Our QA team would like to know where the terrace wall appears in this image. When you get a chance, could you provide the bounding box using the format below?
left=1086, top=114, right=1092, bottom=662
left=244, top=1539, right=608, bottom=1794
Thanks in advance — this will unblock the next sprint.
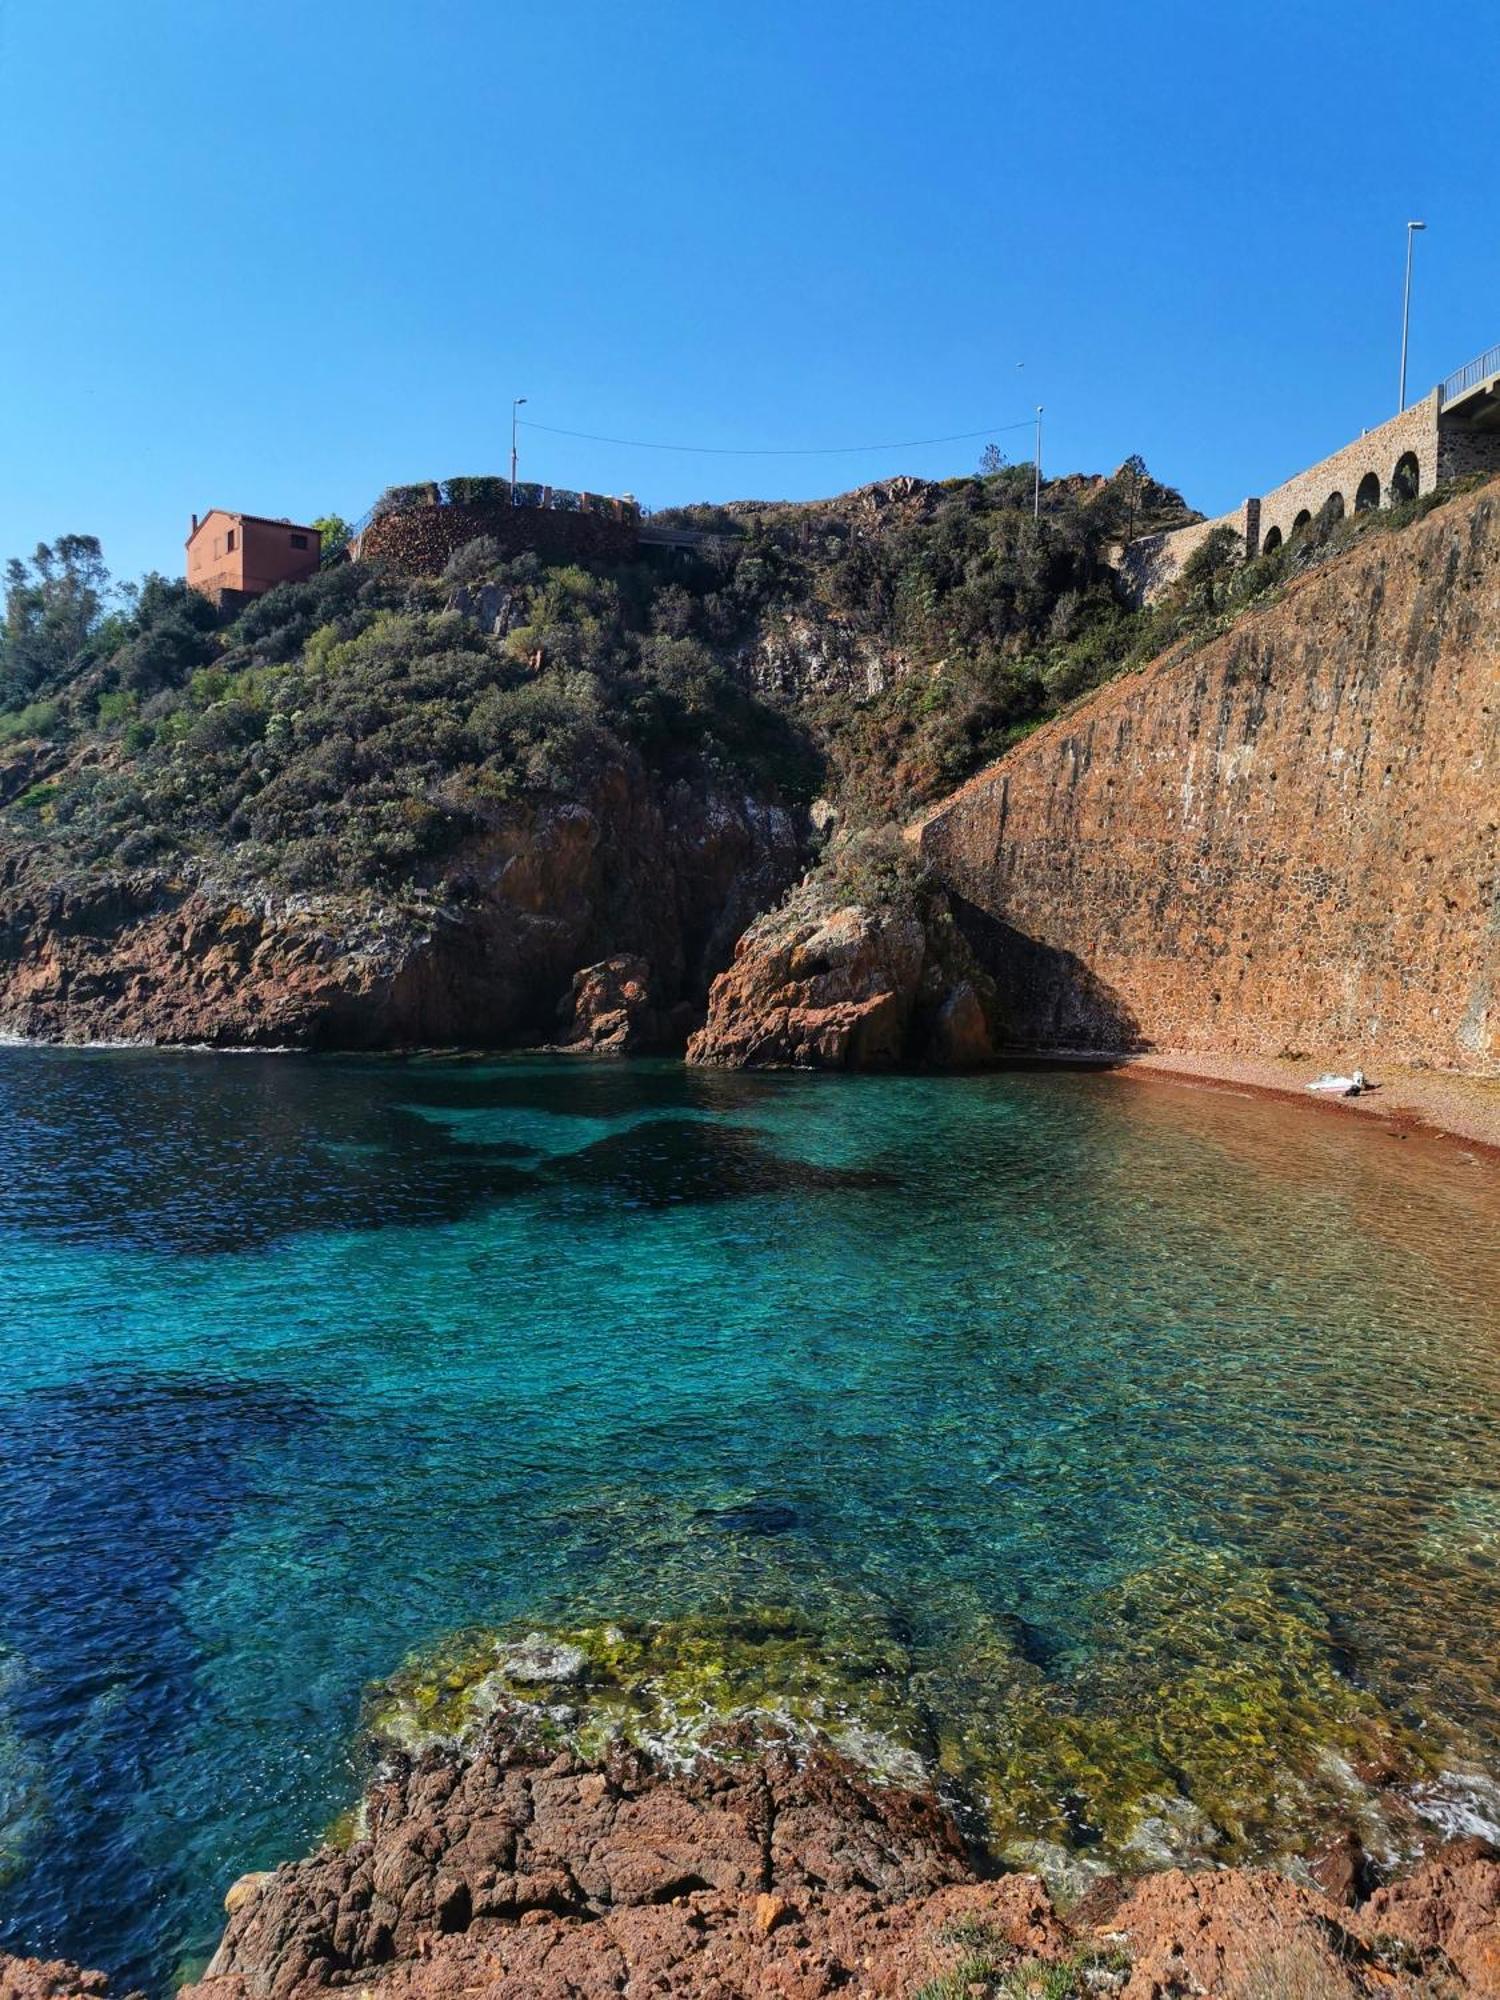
left=357, top=502, right=640, bottom=575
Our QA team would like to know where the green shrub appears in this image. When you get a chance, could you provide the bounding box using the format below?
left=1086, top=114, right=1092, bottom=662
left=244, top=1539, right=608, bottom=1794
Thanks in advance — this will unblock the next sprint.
left=442, top=537, right=506, bottom=584
left=187, top=665, right=231, bottom=707
left=0, top=699, right=62, bottom=743
left=13, top=780, right=62, bottom=816
left=96, top=689, right=137, bottom=728
left=441, top=476, right=510, bottom=509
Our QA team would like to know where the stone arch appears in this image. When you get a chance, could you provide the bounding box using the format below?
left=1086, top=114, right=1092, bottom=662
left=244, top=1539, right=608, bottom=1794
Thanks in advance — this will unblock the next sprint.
left=1391, top=451, right=1420, bottom=504
left=1321, top=491, right=1345, bottom=525
left=1355, top=472, right=1381, bottom=513
left=1261, top=525, right=1283, bottom=554
left=1291, top=509, right=1313, bottom=538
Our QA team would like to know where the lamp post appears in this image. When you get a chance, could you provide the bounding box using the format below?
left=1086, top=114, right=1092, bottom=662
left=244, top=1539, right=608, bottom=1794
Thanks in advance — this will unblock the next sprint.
left=1399, top=222, right=1426, bottom=412
left=510, top=397, right=528, bottom=501
left=1033, top=406, right=1044, bottom=518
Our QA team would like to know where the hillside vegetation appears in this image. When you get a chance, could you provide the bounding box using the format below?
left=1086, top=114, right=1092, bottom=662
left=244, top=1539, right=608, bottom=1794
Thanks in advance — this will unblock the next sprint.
left=0, top=463, right=1182, bottom=892
left=0, top=456, right=1456, bottom=906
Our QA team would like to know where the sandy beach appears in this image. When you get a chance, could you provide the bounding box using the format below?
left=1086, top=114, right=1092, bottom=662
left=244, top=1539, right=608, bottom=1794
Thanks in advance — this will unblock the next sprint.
left=1113, top=1050, right=1500, bottom=1160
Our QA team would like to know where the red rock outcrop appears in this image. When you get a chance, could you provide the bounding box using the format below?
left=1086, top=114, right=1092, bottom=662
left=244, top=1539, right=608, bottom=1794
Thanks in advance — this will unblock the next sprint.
left=554, top=954, right=684, bottom=1054
left=167, top=1724, right=1500, bottom=2000
left=688, top=877, right=995, bottom=1071
left=6, top=1723, right=1498, bottom=1999
left=917, top=483, right=1500, bottom=1072
left=0, top=765, right=800, bottom=1048
left=1365, top=1838, right=1500, bottom=1993
left=689, top=899, right=926, bottom=1069
left=0, top=1958, right=129, bottom=2000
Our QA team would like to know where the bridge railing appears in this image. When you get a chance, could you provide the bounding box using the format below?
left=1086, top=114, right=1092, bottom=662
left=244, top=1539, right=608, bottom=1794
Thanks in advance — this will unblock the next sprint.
left=1439, top=342, right=1500, bottom=408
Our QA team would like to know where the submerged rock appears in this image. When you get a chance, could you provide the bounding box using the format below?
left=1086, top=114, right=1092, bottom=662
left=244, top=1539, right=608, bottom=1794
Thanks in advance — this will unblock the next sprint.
left=700, top=1498, right=800, bottom=1537
left=494, top=1634, right=589, bottom=1686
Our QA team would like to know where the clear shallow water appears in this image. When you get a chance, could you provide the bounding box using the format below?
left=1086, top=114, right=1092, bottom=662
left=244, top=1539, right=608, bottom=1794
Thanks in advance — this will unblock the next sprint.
left=0, top=1049, right=1498, bottom=1989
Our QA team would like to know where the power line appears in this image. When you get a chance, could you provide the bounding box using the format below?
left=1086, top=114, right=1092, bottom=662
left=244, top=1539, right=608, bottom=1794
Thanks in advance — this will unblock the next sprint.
left=516, top=416, right=1039, bottom=457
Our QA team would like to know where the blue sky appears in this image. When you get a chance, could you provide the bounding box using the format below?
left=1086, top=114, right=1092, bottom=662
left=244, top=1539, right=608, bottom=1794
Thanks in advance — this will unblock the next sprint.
left=2, top=0, right=1496, bottom=585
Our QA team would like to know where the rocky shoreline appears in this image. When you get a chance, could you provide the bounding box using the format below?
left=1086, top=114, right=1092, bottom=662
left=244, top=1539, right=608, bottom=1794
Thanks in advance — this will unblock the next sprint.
left=4, top=1711, right=1497, bottom=2000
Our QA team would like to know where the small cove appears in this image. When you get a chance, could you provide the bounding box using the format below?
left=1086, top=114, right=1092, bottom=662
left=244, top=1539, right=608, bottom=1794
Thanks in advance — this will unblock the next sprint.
left=0, top=1047, right=1497, bottom=1991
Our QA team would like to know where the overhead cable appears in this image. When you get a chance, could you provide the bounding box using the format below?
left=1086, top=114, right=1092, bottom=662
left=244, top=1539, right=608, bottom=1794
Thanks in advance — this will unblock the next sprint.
left=517, top=416, right=1038, bottom=457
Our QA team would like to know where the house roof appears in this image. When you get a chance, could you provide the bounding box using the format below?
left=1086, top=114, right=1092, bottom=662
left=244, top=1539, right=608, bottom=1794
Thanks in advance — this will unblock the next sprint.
left=187, top=509, right=321, bottom=544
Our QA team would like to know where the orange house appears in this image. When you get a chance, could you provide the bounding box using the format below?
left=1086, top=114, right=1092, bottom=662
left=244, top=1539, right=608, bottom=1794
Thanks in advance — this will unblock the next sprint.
left=186, top=509, right=321, bottom=603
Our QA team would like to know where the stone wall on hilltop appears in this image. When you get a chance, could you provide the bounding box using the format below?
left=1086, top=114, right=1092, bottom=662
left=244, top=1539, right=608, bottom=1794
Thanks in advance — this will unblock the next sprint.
left=917, top=483, right=1500, bottom=1072
left=357, top=500, right=639, bottom=575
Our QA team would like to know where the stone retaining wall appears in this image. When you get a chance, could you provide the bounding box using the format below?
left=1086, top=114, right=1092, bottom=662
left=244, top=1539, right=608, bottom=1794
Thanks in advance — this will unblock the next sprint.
left=1438, top=420, right=1500, bottom=485
left=1254, top=394, right=1438, bottom=553
left=919, top=481, right=1500, bottom=1072
left=356, top=502, right=639, bottom=575
left=1116, top=505, right=1254, bottom=604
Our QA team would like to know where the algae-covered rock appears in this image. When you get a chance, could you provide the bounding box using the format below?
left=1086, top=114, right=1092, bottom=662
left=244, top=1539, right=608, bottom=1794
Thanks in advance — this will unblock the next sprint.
left=367, top=1606, right=930, bottom=1785
left=364, top=1546, right=1445, bottom=1898
left=915, top=1543, right=1426, bottom=1877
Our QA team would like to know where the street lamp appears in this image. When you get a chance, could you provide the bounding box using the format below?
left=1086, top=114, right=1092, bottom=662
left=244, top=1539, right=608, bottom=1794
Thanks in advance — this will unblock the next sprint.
left=1399, top=223, right=1426, bottom=413
left=510, top=397, right=528, bottom=501
left=1033, top=406, right=1044, bottom=518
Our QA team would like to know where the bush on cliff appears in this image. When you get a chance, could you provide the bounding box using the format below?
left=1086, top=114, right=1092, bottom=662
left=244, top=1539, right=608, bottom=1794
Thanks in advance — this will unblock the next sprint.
left=0, top=538, right=820, bottom=894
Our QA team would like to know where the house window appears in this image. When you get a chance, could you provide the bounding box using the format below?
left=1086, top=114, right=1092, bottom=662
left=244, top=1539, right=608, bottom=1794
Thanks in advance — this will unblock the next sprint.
left=226, top=527, right=238, bottom=553
left=290, top=532, right=308, bottom=549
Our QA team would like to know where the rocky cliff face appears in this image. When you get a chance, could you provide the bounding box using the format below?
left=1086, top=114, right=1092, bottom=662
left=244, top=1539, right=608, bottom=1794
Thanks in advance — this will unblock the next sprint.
left=917, top=483, right=1500, bottom=1071
left=740, top=611, right=912, bottom=705
left=0, top=763, right=801, bottom=1048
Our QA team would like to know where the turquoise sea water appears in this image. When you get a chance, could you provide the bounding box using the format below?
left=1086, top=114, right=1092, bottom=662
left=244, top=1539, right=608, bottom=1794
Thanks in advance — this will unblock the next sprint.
left=1, top=1048, right=1498, bottom=1990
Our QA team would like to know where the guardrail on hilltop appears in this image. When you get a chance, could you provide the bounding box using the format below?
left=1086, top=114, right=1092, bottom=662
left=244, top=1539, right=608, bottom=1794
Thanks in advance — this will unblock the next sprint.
left=1439, top=343, right=1500, bottom=408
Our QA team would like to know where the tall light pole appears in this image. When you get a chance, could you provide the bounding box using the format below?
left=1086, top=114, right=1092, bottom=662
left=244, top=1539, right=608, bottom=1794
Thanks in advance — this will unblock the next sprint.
left=1399, top=222, right=1426, bottom=412
left=1033, top=406, right=1044, bottom=518
left=510, top=397, right=528, bottom=501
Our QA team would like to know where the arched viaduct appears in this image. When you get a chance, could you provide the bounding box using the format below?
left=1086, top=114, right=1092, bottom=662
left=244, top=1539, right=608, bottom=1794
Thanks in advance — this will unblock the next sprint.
left=1121, top=346, right=1500, bottom=602
left=1250, top=392, right=1436, bottom=557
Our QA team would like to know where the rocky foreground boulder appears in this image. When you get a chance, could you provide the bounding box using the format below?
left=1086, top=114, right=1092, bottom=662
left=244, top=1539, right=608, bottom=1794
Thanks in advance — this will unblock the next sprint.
left=11, top=1718, right=1497, bottom=2000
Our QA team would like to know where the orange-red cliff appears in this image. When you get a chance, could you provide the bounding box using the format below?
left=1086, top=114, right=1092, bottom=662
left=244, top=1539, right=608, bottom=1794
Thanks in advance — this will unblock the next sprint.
left=916, top=483, right=1500, bottom=1072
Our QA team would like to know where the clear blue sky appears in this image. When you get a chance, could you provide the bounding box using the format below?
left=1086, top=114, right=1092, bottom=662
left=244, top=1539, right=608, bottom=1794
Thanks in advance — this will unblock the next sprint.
left=2, top=0, right=1496, bottom=585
